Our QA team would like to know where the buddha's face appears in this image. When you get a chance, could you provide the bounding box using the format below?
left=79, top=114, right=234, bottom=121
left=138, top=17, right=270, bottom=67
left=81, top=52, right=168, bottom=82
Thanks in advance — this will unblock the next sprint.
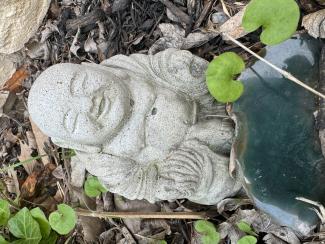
left=28, top=63, right=131, bottom=146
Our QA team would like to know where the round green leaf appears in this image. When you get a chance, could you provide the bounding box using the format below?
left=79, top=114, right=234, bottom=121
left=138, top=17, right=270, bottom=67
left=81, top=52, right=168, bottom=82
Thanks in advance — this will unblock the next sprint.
left=194, top=220, right=220, bottom=244
left=49, top=204, right=76, bottom=235
left=206, top=52, right=245, bottom=103
left=242, top=0, right=300, bottom=45
left=236, top=221, right=257, bottom=236
left=30, top=207, right=51, bottom=239
left=8, top=207, right=42, bottom=244
left=238, top=235, right=257, bottom=244
left=0, top=200, right=10, bottom=226
left=84, top=175, right=108, bottom=197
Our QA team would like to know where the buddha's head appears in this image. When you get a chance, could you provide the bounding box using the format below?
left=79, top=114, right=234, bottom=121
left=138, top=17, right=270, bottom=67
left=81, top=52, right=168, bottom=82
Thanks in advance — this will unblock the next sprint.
left=28, top=63, right=131, bottom=152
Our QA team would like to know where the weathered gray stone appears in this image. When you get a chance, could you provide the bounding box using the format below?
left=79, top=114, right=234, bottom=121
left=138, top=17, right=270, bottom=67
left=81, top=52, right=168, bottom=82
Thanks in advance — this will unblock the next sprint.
left=28, top=49, right=241, bottom=204
left=0, top=54, right=16, bottom=113
left=0, top=0, right=50, bottom=54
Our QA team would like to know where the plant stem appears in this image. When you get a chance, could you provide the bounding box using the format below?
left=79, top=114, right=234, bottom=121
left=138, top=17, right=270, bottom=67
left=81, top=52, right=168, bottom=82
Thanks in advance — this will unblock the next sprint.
left=76, top=208, right=207, bottom=219
left=223, top=33, right=325, bottom=100
left=0, top=154, right=47, bottom=173
left=0, top=150, right=76, bottom=173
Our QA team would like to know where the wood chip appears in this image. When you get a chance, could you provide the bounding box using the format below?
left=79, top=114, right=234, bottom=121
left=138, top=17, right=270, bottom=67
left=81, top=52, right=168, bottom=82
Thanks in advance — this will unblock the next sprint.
left=302, top=9, right=325, bottom=39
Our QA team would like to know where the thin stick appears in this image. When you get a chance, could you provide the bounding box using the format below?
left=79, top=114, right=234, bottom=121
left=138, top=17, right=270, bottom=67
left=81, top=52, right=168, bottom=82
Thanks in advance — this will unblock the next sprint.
left=223, top=33, right=325, bottom=100
left=76, top=208, right=207, bottom=220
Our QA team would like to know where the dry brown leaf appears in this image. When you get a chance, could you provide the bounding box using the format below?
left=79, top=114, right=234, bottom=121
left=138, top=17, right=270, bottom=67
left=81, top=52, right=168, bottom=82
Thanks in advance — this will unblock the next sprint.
left=30, top=118, right=51, bottom=165
left=302, top=9, right=325, bottom=38
left=18, top=131, right=38, bottom=175
left=78, top=216, right=104, bottom=243
left=219, top=209, right=300, bottom=244
left=20, top=171, right=38, bottom=199
left=2, top=129, right=18, bottom=144
left=149, top=23, right=217, bottom=54
left=219, top=8, right=248, bottom=40
left=1, top=67, right=29, bottom=93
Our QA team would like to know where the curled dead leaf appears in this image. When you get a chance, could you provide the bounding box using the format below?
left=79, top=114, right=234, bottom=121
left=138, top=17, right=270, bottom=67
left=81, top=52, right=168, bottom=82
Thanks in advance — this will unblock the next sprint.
left=1, top=67, right=29, bottom=93
left=21, top=171, right=38, bottom=199
left=302, top=9, right=325, bottom=38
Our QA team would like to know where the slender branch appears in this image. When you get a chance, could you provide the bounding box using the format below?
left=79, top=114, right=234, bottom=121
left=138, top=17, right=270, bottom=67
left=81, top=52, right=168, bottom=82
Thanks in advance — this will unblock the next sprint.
left=76, top=208, right=207, bottom=220
left=223, top=33, right=325, bottom=100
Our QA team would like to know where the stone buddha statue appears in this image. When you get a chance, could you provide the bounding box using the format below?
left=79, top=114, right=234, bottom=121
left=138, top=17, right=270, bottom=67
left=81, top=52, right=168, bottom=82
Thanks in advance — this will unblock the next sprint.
left=28, top=48, right=241, bottom=204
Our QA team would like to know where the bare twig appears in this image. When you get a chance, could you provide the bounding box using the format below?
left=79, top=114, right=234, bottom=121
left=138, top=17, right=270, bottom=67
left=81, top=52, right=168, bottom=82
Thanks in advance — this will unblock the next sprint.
left=223, top=33, right=325, bottom=100
left=296, top=197, right=325, bottom=223
left=76, top=208, right=207, bottom=219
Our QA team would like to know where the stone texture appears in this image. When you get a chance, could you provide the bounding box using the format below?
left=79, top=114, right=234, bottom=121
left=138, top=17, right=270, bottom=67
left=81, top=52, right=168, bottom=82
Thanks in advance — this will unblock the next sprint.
left=0, top=55, right=16, bottom=112
left=28, top=48, right=242, bottom=205
left=231, top=34, right=324, bottom=235
left=0, top=0, right=51, bottom=54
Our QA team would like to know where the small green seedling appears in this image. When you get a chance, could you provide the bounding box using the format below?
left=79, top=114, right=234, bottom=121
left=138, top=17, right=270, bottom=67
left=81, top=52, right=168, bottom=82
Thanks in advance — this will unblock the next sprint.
left=238, top=235, right=257, bottom=244
left=30, top=207, right=51, bottom=239
left=49, top=204, right=77, bottom=235
left=0, top=200, right=10, bottom=226
left=0, top=201, right=64, bottom=243
left=8, top=207, right=42, bottom=244
left=84, top=175, right=108, bottom=197
left=194, top=220, right=220, bottom=244
left=236, top=221, right=257, bottom=236
left=206, top=52, right=245, bottom=103
left=242, top=0, right=300, bottom=45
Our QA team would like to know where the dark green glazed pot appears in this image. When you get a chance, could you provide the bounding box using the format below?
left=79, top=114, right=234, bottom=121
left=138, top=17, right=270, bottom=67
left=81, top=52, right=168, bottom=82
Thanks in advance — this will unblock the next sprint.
left=231, top=34, right=324, bottom=235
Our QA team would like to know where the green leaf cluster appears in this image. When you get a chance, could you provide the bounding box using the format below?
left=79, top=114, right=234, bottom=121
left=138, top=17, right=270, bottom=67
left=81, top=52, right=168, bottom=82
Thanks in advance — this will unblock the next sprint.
left=194, top=220, right=220, bottom=244
left=206, top=0, right=300, bottom=103
left=84, top=175, right=108, bottom=197
left=0, top=200, right=76, bottom=243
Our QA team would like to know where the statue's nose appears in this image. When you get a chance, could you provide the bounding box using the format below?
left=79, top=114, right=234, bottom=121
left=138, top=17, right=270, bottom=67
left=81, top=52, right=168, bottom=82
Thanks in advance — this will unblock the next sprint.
left=73, top=97, right=93, bottom=112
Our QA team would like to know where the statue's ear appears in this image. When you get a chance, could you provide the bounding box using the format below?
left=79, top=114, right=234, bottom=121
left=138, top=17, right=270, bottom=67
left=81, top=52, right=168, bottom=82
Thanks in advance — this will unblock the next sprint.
left=51, top=137, right=102, bottom=153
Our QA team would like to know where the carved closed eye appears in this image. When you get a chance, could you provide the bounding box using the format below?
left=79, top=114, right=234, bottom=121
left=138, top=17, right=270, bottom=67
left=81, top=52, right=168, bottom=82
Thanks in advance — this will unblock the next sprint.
left=63, top=109, right=79, bottom=133
left=70, top=72, right=89, bottom=96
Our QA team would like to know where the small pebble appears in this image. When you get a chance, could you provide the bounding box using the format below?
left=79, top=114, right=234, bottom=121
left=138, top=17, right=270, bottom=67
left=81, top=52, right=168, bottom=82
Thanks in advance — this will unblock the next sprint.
left=211, top=12, right=229, bottom=25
